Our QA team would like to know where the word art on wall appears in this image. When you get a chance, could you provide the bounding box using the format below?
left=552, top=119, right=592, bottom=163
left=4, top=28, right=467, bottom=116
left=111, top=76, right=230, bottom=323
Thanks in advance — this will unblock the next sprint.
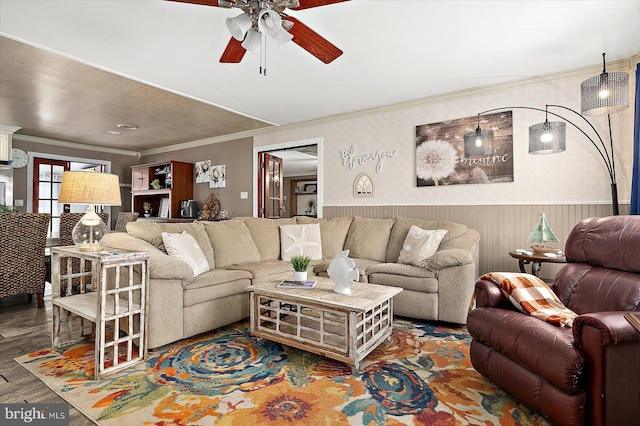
left=415, top=111, right=513, bottom=187
left=342, top=145, right=397, bottom=173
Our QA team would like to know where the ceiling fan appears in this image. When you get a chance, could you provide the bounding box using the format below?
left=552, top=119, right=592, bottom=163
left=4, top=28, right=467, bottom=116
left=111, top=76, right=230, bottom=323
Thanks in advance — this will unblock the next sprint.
left=168, top=0, right=348, bottom=64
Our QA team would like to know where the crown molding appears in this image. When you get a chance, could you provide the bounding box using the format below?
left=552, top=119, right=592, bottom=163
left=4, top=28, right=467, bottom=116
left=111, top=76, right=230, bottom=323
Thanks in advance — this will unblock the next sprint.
left=12, top=134, right=139, bottom=157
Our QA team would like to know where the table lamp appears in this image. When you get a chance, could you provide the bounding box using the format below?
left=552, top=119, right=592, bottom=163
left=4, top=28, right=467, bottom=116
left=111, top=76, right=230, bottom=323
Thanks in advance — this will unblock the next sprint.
left=58, top=171, right=122, bottom=251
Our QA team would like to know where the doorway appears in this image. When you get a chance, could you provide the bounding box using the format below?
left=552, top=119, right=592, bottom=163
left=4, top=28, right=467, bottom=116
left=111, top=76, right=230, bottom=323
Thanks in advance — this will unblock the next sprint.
left=254, top=137, right=322, bottom=218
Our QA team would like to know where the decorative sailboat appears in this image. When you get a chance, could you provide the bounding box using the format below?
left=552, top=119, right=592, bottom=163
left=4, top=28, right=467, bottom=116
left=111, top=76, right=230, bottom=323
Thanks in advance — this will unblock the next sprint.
left=528, top=213, right=560, bottom=254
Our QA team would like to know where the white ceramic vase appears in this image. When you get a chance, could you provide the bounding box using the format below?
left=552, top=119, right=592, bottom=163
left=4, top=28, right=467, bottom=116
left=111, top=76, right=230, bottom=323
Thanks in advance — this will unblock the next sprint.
left=293, top=271, right=307, bottom=282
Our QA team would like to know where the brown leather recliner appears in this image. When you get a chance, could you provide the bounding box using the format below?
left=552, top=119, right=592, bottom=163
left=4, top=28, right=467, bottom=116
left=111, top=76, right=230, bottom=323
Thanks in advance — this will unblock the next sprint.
left=467, top=215, right=640, bottom=426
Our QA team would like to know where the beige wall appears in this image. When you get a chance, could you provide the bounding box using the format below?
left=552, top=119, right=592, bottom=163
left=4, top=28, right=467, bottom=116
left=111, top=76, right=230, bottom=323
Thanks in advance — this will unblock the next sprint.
left=140, top=137, right=254, bottom=218
left=254, top=65, right=636, bottom=208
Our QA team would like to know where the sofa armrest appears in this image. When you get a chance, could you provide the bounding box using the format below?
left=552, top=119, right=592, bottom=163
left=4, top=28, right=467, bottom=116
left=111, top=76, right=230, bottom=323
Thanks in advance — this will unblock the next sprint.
left=573, top=312, right=640, bottom=347
left=474, top=279, right=514, bottom=310
left=425, top=249, right=473, bottom=271
left=572, top=311, right=640, bottom=425
left=102, top=232, right=194, bottom=280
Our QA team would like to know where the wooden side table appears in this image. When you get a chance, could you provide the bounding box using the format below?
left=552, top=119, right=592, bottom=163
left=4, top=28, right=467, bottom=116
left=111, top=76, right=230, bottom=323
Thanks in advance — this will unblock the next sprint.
left=51, top=246, right=149, bottom=379
left=508, top=251, right=566, bottom=277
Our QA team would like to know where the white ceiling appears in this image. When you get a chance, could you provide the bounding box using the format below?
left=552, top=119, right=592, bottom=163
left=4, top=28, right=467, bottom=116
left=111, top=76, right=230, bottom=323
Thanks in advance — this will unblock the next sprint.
left=1, top=0, right=639, bottom=151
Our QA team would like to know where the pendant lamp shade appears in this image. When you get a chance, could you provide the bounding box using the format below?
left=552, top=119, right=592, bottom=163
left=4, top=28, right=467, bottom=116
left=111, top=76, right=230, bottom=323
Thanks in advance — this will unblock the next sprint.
left=528, top=121, right=566, bottom=155
left=463, top=129, right=494, bottom=157
left=258, top=10, right=282, bottom=36
left=581, top=53, right=629, bottom=116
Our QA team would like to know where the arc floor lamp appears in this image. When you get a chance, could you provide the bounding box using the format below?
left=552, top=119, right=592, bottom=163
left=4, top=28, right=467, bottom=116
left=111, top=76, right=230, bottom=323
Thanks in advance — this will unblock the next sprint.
left=464, top=53, right=629, bottom=215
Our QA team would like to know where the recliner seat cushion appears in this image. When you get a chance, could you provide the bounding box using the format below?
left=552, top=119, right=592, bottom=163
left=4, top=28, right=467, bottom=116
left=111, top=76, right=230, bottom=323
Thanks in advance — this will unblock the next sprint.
left=467, top=307, right=585, bottom=394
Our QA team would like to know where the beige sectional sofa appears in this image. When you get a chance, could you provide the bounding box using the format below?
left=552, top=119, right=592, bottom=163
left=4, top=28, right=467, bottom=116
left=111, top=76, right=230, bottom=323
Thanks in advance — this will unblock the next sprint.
left=102, top=216, right=480, bottom=349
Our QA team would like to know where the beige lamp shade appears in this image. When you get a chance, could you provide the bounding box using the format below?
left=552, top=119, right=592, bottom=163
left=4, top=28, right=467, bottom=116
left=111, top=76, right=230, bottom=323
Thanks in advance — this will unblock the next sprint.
left=58, top=171, right=122, bottom=206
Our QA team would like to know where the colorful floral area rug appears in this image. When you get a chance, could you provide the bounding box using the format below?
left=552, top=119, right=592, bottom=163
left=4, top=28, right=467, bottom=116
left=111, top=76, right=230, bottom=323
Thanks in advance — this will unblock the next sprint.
left=16, top=319, right=548, bottom=425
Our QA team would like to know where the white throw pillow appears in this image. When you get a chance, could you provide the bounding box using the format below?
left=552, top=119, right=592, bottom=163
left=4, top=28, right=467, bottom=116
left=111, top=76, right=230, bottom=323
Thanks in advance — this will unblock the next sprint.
left=162, top=231, right=210, bottom=276
left=397, top=226, right=448, bottom=267
left=280, top=224, right=323, bottom=261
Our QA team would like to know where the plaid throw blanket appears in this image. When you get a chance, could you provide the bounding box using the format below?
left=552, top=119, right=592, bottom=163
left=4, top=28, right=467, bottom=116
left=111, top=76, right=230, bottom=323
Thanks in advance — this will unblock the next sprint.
left=481, top=272, right=578, bottom=327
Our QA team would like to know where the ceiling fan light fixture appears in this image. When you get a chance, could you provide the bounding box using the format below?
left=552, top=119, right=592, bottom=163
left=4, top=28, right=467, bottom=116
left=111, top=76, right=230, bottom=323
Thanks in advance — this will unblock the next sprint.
left=270, top=26, right=293, bottom=48
left=241, top=28, right=261, bottom=52
left=258, top=9, right=282, bottom=37
left=226, top=13, right=252, bottom=41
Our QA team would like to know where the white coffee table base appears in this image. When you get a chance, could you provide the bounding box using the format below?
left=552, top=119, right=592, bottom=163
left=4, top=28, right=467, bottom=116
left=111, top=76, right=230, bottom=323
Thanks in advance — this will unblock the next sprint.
left=249, top=279, right=402, bottom=370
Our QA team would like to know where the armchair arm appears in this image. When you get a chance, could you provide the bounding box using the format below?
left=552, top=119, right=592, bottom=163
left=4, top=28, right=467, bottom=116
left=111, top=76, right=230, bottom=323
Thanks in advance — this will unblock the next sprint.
left=572, top=311, right=640, bottom=425
left=573, top=311, right=640, bottom=347
left=473, top=278, right=514, bottom=310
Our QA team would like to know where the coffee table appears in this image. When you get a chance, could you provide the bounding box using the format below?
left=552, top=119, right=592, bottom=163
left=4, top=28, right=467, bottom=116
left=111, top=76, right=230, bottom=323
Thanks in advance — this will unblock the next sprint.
left=248, top=278, right=402, bottom=370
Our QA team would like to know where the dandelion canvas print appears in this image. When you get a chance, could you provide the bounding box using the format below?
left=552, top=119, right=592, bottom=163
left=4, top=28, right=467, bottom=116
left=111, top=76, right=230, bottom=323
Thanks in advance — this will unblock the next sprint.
left=416, top=111, right=513, bottom=186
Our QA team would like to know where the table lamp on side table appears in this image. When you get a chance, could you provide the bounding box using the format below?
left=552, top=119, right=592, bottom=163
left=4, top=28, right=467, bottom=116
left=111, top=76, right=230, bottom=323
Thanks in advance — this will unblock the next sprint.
left=58, top=171, right=122, bottom=252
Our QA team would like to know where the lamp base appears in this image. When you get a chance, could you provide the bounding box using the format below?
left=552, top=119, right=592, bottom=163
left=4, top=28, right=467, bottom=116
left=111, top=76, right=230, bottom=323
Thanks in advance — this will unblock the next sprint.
left=72, top=206, right=107, bottom=251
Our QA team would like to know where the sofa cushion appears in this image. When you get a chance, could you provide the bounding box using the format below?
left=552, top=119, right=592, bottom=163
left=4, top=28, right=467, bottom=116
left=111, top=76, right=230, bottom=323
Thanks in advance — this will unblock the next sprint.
left=162, top=231, right=210, bottom=277
left=297, top=216, right=353, bottom=259
left=241, top=217, right=296, bottom=260
left=343, top=217, right=394, bottom=262
left=201, top=220, right=260, bottom=268
left=397, top=226, right=448, bottom=267
left=367, top=263, right=438, bottom=292
left=386, top=217, right=468, bottom=263
left=225, top=259, right=293, bottom=284
left=425, top=249, right=474, bottom=271
left=314, top=257, right=381, bottom=282
left=280, top=224, right=322, bottom=261
left=126, top=221, right=215, bottom=269
left=183, top=269, right=252, bottom=307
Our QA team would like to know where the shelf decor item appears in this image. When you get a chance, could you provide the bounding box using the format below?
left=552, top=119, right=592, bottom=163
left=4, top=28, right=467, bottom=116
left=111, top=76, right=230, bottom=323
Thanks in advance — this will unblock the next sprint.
left=327, top=250, right=359, bottom=295
left=58, top=171, right=121, bottom=252
left=528, top=213, right=560, bottom=254
left=289, top=254, right=311, bottom=282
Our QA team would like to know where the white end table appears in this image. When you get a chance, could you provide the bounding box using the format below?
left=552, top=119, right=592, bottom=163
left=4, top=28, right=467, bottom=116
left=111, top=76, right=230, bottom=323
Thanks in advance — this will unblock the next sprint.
left=51, top=246, right=149, bottom=379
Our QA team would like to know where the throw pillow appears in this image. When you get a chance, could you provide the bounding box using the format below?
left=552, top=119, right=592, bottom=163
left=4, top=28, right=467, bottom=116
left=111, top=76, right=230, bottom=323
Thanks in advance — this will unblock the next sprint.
left=397, top=226, right=448, bottom=267
left=161, top=231, right=210, bottom=277
left=481, top=272, right=578, bottom=327
left=280, top=224, right=323, bottom=261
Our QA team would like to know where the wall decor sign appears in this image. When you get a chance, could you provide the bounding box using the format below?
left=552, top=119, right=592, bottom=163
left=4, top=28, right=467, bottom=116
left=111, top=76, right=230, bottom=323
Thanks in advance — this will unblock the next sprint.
left=195, top=160, right=211, bottom=183
left=415, top=111, right=513, bottom=186
left=209, top=164, right=226, bottom=188
left=353, top=172, right=373, bottom=197
left=342, top=145, right=397, bottom=173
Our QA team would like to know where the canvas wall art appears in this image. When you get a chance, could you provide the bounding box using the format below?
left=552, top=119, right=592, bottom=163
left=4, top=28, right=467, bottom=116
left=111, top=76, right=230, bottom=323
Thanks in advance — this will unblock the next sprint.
left=195, top=160, right=211, bottom=183
left=415, top=111, right=513, bottom=187
left=209, top=165, right=226, bottom=188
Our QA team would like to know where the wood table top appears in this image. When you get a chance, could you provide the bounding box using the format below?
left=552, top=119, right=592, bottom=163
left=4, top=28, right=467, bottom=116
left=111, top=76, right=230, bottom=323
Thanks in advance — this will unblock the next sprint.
left=249, top=277, right=402, bottom=312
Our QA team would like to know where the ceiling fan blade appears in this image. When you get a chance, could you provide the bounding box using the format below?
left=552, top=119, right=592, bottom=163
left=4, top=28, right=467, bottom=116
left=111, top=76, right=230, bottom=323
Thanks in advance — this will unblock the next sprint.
left=165, top=0, right=224, bottom=6
left=294, top=0, right=349, bottom=10
left=220, top=37, right=246, bottom=63
left=285, top=16, right=343, bottom=64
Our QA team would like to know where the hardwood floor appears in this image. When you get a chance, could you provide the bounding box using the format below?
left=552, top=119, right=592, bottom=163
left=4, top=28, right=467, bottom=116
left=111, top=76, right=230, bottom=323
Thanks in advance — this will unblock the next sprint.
left=0, top=283, right=94, bottom=425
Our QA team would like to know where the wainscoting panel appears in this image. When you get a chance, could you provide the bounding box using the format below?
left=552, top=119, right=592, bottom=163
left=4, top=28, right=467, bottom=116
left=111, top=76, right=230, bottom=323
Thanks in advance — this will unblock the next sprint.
left=324, top=204, right=629, bottom=281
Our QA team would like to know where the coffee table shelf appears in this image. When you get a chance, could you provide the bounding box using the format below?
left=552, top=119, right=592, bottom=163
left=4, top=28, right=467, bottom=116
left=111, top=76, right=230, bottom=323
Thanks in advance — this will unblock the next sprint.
left=249, top=279, right=402, bottom=370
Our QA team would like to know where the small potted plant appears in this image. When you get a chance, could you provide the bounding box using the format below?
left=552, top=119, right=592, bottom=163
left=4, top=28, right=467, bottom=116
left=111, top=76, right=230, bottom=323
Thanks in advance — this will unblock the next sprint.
left=289, top=255, right=311, bottom=282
